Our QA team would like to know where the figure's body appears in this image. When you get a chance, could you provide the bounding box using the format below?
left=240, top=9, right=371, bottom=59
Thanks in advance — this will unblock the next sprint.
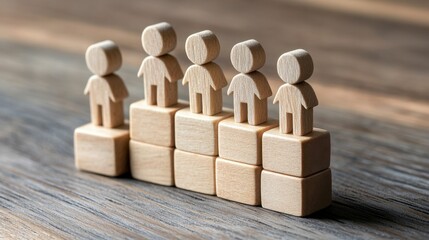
left=138, top=22, right=183, bottom=107
left=183, top=30, right=227, bottom=116
left=84, top=74, right=128, bottom=128
left=274, top=82, right=318, bottom=135
left=274, top=49, right=317, bottom=136
left=228, top=39, right=271, bottom=125
left=84, top=40, right=128, bottom=128
left=183, top=63, right=226, bottom=115
left=138, top=54, right=182, bottom=107
left=228, top=72, right=271, bottom=125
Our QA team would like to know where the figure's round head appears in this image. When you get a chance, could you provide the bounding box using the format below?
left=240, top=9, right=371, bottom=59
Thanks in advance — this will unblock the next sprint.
left=277, top=49, right=313, bottom=84
left=185, top=30, right=220, bottom=65
left=142, top=22, right=177, bottom=57
left=85, top=40, right=122, bottom=76
left=230, top=39, right=265, bottom=73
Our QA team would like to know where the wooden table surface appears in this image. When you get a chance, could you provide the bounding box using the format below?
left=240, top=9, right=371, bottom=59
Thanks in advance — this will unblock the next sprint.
left=1, top=0, right=428, bottom=239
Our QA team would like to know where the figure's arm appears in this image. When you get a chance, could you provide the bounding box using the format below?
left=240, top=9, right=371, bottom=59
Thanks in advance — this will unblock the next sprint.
left=182, top=66, right=195, bottom=86
left=137, top=59, right=146, bottom=78
left=182, top=69, right=189, bottom=85
left=207, top=63, right=227, bottom=91
left=299, top=82, right=319, bottom=109
left=227, top=75, right=239, bottom=95
left=163, top=55, right=183, bottom=82
left=84, top=76, right=95, bottom=95
left=273, top=84, right=287, bottom=104
left=251, top=72, right=272, bottom=99
left=106, top=74, right=129, bottom=102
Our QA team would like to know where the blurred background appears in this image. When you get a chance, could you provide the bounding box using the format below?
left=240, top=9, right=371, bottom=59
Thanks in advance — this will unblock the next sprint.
left=1, top=0, right=428, bottom=128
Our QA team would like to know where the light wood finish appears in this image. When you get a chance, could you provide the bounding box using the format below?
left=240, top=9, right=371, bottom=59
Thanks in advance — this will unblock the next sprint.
left=74, top=123, right=130, bottom=177
left=138, top=22, right=181, bottom=107
left=85, top=40, right=122, bottom=77
left=262, top=127, right=330, bottom=177
left=141, top=22, right=176, bottom=57
left=84, top=74, right=128, bottom=128
left=277, top=49, right=313, bottom=85
left=274, top=49, right=316, bottom=135
left=228, top=39, right=271, bottom=125
left=174, top=150, right=216, bottom=195
left=230, top=39, right=265, bottom=74
left=137, top=54, right=183, bottom=107
left=216, top=158, right=262, bottom=205
left=261, top=169, right=332, bottom=217
left=228, top=72, right=272, bottom=125
left=274, top=82, right=318, bottom=135
left=130, top=100, right=187, bottom=147
left=130, top=140, right=174, bottom=186
left=183, top=63, right=227, bottom=115
left=183, top=30, right=226, bottom=116
left=3, top=0, right=429, bottom=237
left=185, top=30, right=220, bottom=65
left=219, top=117, right=277, bottom=165
left=175, top=108, right=232, bottom=156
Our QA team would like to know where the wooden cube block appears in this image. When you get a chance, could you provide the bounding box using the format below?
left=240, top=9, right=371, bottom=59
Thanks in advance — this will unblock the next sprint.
left=219, top=118, right=278, bottom=165
left=130, top=100, right=187, bottom=147
left=174, top=149, right=216, bottom=195
left=263, top=127, right=330, bottom=177
left=216, top=158, right=262, bottom=205
left=261, top=169, right=332, bottom=217
left=74, top=123, right=129, bottom=176
left=130, top=140, right=174, bottom=186
left=175, top=108, right=232, bottom=155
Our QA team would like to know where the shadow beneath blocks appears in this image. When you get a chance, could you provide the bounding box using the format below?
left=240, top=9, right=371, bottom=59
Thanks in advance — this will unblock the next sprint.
left=308, top=197, right=423, bottom=228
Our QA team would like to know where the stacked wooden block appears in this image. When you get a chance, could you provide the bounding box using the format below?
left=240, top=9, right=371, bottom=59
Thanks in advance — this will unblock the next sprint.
left=130, top=23, right=186, bottom=186
left=74, top=23, right=332, bottom=217
left=175, top=30, right=232, bottom=195
left=216, top=40, right=277, bottom=205
left=261, top=50, right=331, bottom=216
left=74, top=40, right=130, bottom=177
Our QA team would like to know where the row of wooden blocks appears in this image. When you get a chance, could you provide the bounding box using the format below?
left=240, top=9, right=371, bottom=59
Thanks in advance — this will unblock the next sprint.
left=76, top=100, right=331, bottom=217
left=75, top=22, right=332, bottom=217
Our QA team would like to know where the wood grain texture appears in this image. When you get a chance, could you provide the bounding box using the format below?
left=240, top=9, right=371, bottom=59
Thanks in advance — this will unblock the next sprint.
left=261, top=169, right=332, bottom=217
left=277, top=49, right=313, bottom=85
left=74, top=123, right=130, bottom=177
left=138, top=23, right=183, bottom=107
left=84, top=41, right=128, bottom=128
left=230, top=39, right=265, bottom=74
left=183, top=30, right=227, bottom=115
left=274, top=82, right=318, bottom=135
left=183, top=63, right=227, bottom=115
left=228, top=72, right=272, bottom=125
left=174, top=149, right=216, bottom=195
left=262, top=127, right=330, bottom=177
left=141, top=22, right=177, bottom=57
left=185, top=30, right=220, bottom=65
left=84, top=74, right=128, bottom=128
left=85, top=40, right=122, bottom=77
left=228, top=39, right=271, bottom=125
left=218, top=117, right=278, bottom=165
left=175, top=108, right=232, bottom=156
left=216, top=157, right=262, bottom=206
left=130, top=100, right=187, bottom=147
left=137, top=54, right=183, bottom=107
left=130, top=140, right=174, bottom=186
left=1, top=0, right=428, bottom=238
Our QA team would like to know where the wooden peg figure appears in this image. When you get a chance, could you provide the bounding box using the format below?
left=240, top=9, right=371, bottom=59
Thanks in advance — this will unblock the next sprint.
left=274, top=49, right=318, bottom=136
left=137, top=22, right=183, bottom=107
left=84, top=40, right=128, bottom=128
left=228, top=39, right=272, bottom=125
left=183, top=30, right=228, bottom=116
